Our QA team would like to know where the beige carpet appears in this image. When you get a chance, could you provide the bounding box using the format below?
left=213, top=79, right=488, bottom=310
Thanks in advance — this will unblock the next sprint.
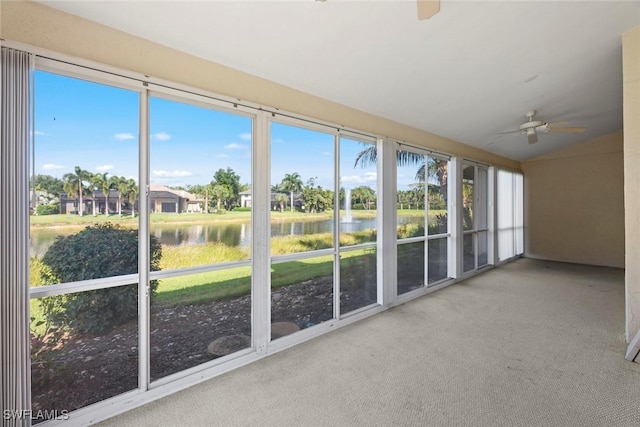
left=97, top=259, right=640, bottom=426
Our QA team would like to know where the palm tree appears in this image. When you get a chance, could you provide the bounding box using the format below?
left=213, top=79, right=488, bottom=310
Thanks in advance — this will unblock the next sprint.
left=93, top=172, right=112, bottom=215
left=126, top=178, right=138, bottom=218
left=87, top=172, right=101, bottom=216
left=280, top=172, right=303, bottom=212
left=209, top=183, right=231, bottom=212
left=274, top=193, right=288, bottom=212
left=355, top=145, right=447, bottom=202
left=62, top=166, right=89, bottom=217
left=111, top=176, right=128, bottom=217
left=355, top=145, right=424, bottom=179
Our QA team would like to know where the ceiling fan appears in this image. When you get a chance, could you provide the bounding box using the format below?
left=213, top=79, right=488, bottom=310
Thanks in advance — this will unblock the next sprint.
left=417, top=0, right=440, bottom=20
left=500, top=110, right=586, bottom=144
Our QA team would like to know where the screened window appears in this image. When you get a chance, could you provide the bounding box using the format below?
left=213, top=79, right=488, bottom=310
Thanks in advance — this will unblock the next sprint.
left=497, top=170, right=524, bottom=261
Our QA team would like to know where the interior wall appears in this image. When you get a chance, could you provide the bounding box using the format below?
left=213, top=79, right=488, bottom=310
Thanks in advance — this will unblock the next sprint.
left=623, top=26, right=640, bottom=342
left=521, top=131, right=625, bottom=269
left=0, top=0, right=519, bottom=170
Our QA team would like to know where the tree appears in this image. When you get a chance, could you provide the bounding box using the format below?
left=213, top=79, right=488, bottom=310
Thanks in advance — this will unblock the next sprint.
left=210, top=183, right=231, bottom=212
left=88, top=172, right=100, bottom=216
left=274, top=193, right=288, bottom=212
left=301, top=177, right=331, bottom=214
left=213, top=168, right=241, bottom=210
left=126, top=178, right=138, bottom=218
left=280, top=172, right=303, bottom=212
left=32, top=174, right=64, bottom=198
left=351, top=185, right=376, bottom=210
left=355, top=145, right=448, bottom=207
left=92, top=172, right=112, bottom=216
left=111, top=176, right=129, bottom=217
left=62, top=166, right=90, bottom=217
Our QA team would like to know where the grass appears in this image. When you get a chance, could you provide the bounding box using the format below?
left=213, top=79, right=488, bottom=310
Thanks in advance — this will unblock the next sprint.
left=154, top=249, right=370, bottom=307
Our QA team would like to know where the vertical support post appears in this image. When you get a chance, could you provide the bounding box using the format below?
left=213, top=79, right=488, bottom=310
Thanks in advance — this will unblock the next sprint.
left=252, top=111, right=270, bottom=354
left=377, top=138, right=397, bottom=306
left=487, top=167, right=497, bottom=266
left=448, top=157, right=462, bottom=279
left=333, top=134, right=341, bottom=320
left=138, top=88, right=150, bottom=390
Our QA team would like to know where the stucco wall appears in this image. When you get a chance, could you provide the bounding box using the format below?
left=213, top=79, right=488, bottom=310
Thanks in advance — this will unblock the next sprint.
left=521, top=131, right=625, bottom=269
left=623, top=26, right=640, bottom=342
left=0, top=0, right=519, bottom=170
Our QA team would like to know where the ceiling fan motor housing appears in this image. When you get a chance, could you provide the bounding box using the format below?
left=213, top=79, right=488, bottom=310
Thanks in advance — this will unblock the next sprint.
left=520, top=121, right=544, bottom=131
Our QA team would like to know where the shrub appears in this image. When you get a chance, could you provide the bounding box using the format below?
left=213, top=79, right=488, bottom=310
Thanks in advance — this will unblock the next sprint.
left=39, top=223, right=162, bottom=333
left=36, top=204, right=59, bottom=215
left=397, top=223, right=425, bottom=239
left=234, top=207, right=251, bottom=212
left=427, top=213, right=448, bottom=235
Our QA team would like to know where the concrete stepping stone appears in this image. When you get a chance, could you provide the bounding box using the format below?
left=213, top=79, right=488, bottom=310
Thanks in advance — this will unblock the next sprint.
left=271, top=322, right=300, bottom=339
left=207, top=334, right=250, bottom=357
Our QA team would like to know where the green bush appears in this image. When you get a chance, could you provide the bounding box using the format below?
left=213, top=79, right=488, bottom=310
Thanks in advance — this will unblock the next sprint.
left=234, top=207, right=251, bottom=212
left=36, top=204, right=59, bottom=215
left=39, top=223, right=162, bottom=333
left=397, top=223, right=425, bottom=239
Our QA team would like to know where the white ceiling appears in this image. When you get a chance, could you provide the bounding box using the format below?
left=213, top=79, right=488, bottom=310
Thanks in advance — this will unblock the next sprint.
left=40, top=0, right=640, bottom=161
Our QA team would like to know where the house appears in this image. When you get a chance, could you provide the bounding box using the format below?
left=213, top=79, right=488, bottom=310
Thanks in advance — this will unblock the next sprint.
left=239, top=190, right=252, bottom=208
left=149, top=184, right=203, bottom=213
left=240, top=190, right=303, bottom=210
left=1, top=1, right=639, bottom=426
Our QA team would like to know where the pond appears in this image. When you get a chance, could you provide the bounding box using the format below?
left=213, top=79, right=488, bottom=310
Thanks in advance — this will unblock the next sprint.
left=30, top=215, right=424, bottom=258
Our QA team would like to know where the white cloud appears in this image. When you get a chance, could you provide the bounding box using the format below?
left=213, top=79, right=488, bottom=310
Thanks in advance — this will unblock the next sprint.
left=239, top=133, right=252, bottom=141
left=114, top=132, right=135, bottom=140
left=153, top=132, right=171, bottom=141
left=341, top=172, right=377, bottom=185
left=153, top=169, right=193, bottom=178
left=34, top=131, right=48, bottom=136
left=322, top=151, right=332, bottom=156
left=42, top=163, right=64, bottom=171
left=225, top=142, right=246, bottom=150
left=95, top=164, right=114, bottom=172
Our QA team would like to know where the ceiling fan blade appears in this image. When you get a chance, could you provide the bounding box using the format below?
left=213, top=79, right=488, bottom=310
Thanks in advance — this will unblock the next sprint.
left=528, top=132, right=538, bottom=144
left=498, top=130, right=523, bottom=135
left=548, top=126, right=586, bottom=134
left=546, top=121, right=568, bottom=128
left=417, top=0, right=440, bottom=20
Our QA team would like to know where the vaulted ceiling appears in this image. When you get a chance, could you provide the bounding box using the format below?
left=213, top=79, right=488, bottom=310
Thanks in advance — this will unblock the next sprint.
left=40, top=1, right=640, bottom=161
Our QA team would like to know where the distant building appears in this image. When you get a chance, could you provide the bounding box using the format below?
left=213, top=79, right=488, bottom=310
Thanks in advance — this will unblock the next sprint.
left=59, top=186, right=203, bottom=215
left=149, top=184, right=203, bottom=213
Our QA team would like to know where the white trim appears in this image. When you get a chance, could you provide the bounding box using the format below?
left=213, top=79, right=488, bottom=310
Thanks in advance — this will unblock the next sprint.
left=149, top=260, right=252, bottom=280
left=29, top=274, right=139, bottom=298
left=148, top=87, right=256, bottom=118
left=253, top=110, right=270, bottom=355
left=333, top=134, right=341, bottom=320
left=139, top=88, right=151, bottom=392
left=378, top=138, right=397, bottom=306
left=271, top=248, right=336, bottom=264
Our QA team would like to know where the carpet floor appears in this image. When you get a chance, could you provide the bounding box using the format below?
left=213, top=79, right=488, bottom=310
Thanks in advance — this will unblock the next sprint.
left=97, top=258, right=640, bottom=426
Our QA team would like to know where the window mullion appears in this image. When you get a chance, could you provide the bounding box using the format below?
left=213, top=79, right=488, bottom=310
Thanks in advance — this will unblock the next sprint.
left=138, top=88, right=151, bottom=392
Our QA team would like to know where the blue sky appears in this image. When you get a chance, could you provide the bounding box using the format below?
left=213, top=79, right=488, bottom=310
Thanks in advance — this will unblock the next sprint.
left=34, top=70, right=414, bottom=191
